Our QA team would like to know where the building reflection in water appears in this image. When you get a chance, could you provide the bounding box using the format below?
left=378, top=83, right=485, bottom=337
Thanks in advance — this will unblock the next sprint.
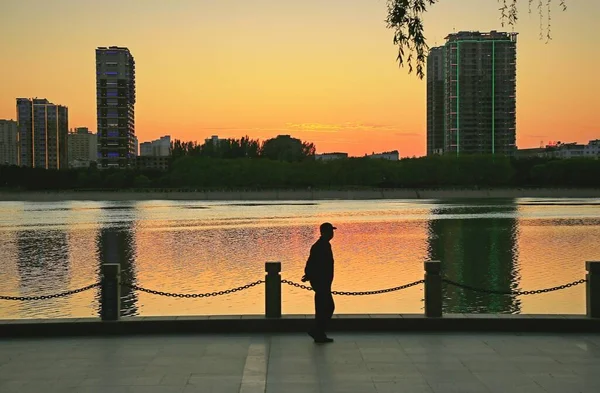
left=96, top=204, right=139, bottom=317
left=15, top=229, right=70, bottom=317
left=427, top=201, right=521, bottom=314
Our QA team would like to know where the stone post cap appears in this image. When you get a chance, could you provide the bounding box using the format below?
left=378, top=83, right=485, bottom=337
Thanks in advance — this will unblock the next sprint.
left=265, top=261, right=281, bottom=273
left=586, top=261, right=600, bottom=274
left=424, top=260, right=441, bottom=274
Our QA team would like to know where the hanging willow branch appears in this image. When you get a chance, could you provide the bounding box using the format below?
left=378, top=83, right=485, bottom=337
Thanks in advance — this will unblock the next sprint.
left=386, top=0, right=568, bottom=79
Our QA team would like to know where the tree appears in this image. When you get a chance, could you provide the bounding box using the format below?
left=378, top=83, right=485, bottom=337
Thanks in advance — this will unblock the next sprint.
left=104, top=171, right=128, bottom=189
left=387, top=0, right=568, bottom=79
left=260, top=135, right=316, bottom=162
left=171, top=139, right=201, bottom=158
left=134, top=175, right=151, bottom=188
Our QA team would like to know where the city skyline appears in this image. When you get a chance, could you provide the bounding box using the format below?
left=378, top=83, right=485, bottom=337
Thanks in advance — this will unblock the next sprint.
left=0, top=0, right=598, bottom=157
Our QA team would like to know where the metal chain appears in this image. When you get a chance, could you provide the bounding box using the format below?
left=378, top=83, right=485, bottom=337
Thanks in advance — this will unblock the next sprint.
left=0, top=282, right=101, bottom=301
left=442, top=278, right=587, bottom=296
left=121, top=279, right=265, bottom=298
left=0, top=276, right=587, bottom=302
left=281, top=279, right=425, bottom=295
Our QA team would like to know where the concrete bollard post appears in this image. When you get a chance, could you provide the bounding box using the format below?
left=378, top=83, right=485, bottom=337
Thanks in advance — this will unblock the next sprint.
left=265, top=262, right=282, bottom=318
left=586, top=261, right=600, bottom=318
left=101, top=263, right=121, bottom=321
left=424, top=260, right=442, bottom=318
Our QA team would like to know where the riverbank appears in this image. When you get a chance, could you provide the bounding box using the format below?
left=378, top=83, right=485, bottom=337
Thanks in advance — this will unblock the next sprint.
left=0, top=188, right=599, bottom=202
left=1, top=314, right=598, bottom=337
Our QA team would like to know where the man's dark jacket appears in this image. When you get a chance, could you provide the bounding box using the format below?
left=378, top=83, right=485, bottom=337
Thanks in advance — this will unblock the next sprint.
left=304, top=237, right=334, bottom=288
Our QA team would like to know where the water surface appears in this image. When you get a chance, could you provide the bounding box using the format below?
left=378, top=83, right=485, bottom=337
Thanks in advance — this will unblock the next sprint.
left=0, top=198, right=598, bottom=319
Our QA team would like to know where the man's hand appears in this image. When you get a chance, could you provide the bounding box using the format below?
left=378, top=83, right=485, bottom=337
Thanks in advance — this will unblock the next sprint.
left=301, top=275, right=309, bottom=282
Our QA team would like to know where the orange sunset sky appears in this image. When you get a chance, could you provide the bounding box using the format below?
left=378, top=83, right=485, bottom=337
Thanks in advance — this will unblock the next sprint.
left=0, top=0, right=598, bottom=157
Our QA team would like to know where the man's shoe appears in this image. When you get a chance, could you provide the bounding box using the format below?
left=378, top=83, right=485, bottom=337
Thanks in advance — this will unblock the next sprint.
left=308, top=330, right=333, bottom=343
left=314, top=336, right=334, bottom=344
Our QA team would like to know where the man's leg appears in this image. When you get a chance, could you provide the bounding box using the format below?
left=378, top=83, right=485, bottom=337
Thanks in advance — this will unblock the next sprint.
left=312, top=289, right=335, bottom=343
left=326, top=291, right=335, bottom=321
left=321, top=291, right=335, bottom=336
left=309, top=283, right=334, bottom=343
left=313, top=289, right=327, bottom=338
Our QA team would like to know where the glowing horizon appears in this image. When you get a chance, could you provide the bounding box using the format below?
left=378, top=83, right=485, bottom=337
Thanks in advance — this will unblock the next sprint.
left=0, top=0, right=598, bottom=157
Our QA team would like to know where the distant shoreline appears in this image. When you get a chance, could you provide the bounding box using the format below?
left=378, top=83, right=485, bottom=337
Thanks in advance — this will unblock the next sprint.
left=0, top=188, right=599, bottom=202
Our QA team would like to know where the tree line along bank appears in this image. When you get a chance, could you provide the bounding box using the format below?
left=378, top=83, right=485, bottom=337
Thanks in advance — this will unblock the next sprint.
left=0, top=154, right=598, bottom=191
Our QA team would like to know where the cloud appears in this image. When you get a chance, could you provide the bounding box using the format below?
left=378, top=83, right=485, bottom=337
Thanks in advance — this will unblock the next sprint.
left=188, top=122, right=403, bottom=138
left=197, top=126, right=268, bottom=132
left=285, top=122, right=396, bottom=133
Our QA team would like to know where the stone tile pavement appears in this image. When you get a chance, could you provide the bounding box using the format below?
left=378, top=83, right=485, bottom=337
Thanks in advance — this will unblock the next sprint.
left=1, top=332, right=600, bottom=392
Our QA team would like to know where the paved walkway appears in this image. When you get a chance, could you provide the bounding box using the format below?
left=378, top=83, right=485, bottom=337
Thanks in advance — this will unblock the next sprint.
left=1, top=332, right=600, bottom=393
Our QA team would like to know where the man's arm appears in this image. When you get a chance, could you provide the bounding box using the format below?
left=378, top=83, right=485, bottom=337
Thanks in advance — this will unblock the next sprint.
left=302, top=244, right=317, bottom=282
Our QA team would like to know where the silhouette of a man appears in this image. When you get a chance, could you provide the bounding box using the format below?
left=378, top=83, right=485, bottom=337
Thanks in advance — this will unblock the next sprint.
left=302, top=222, right=336, bottom=343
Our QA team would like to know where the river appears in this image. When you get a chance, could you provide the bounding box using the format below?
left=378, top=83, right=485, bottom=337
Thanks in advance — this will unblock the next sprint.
left=0, top=198, right=598, bottom=319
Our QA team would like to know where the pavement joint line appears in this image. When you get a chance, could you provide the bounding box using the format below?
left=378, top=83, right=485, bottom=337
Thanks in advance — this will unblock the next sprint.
left=239, top=340, right=269, bottom=393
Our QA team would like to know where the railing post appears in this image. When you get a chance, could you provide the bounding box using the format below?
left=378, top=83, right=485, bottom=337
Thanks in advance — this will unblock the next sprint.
left=586, top=261, right=600, bottom=318
left=265, top=261, right=282, bottom=318
left=101, top=263, right=121, bottom=321
left=424, top=260, right=442, bottom=318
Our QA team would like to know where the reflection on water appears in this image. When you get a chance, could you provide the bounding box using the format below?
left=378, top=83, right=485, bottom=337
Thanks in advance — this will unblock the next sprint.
left=0, top=198, right=598, bottom=319
left=16, top=229, right=71, bottom=318
left=428, top=202, right=520, bottom=314
left=96, top=203, right=138, bottom=317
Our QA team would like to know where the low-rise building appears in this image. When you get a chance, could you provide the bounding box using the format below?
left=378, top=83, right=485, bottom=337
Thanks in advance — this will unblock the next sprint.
left=516, top=147, right=547, bottom=158
left=315, top=152, right=348, bottom=161
left=517, top=140, right=599, bottom=159
left=554, top=142, right=585, bottom=159
left=584, top=140, right=600, bottom=158
left=135, top=155, right=170, bottom=171
left=367, top=150, right=400, bottom=160
left=68, top=127, right=97, bottom=168
left=70, top=159, right=94, bottom=169
left=205, top=135, right=225, bottom=146
left=140, top=135, right=171, bottom=156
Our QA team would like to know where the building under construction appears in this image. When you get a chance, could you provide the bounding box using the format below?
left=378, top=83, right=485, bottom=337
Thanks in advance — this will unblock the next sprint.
left=427, top=31, right=517, bottom=156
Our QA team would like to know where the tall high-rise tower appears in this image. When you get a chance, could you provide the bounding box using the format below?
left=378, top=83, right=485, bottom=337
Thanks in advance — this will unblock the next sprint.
left=16, top=98, right=68, bottom=169
left=426, top=46, right=445, bottom=156
left=96, top=46, right=136, bottom=168
left=0, top=119, right=18, bottom=166
left=445, top=31, right=517, bottom=155
left=426, top=31, right=517, bottom=156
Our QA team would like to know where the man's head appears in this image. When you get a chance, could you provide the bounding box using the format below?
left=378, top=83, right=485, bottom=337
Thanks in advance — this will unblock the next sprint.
left=319, top=222, right=336, bottom=240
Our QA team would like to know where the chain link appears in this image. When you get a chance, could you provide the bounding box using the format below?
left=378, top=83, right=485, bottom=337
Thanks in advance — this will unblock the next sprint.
left=121, top=279, right=265, bottom=298
left=281, top=279, right=314, bottom=291
left=0, top=282, right=101, bottom=301
left=281, top=279, right=425, bottom=295
left=442, top=278, right=587, bottom=296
